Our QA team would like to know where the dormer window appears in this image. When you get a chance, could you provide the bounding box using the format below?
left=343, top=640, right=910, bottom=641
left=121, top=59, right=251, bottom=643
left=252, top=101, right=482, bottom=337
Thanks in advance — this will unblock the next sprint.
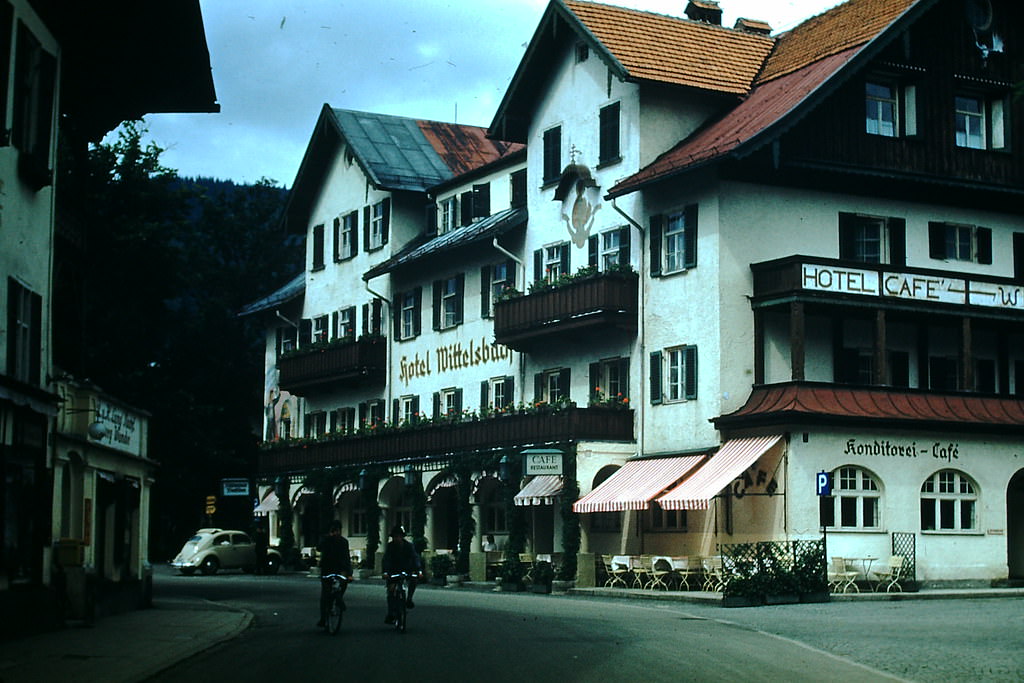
left=954, top=94, right=1006, bottom=151
left=865, top=79, right=917, bottom=138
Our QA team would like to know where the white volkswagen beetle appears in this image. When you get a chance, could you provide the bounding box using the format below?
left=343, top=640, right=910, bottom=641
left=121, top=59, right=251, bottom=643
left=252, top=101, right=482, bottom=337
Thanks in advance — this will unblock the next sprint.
left=171, top=528, right=281, bottom=575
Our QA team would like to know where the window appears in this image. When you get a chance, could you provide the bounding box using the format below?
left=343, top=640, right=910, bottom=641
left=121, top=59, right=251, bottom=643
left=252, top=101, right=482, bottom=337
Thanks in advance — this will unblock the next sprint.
left=304, top=411, right=327, bottom=438
left=921, top=470, right=977, bottom=532
left=837, top=347, right=873, bottom=385
left=650, top=206, right=697, bottom=276
left=276, top=324, right=297, bottom=356
left=350, top=508, right=367, bottom=536
left=311, top=224, right=325, bottom=270
left=362, top=298, right=385, bottom=337
left=313, top=315, right=329, bottom=343
left=472, top=183, right=490, bottom=220
left=533, top=243, right=569, bottom=284
left=12, top=22, right=56, bottom=188
left=575, top=42, right=589, bottom=63
left=543, top=126, right=561, bottom=185
left=819, top=466, right=880, bottom=530
left=481, top=376, right=515, bottom=410
left=589, top=357, right=629, bottom=405
left=599, top=102, right=621, bottom=165
left=393, top=287, right=422, bottom=341
left=433, top=274, right=465, bottom=330
left=434, top=387, right=463, bottom=417
left=975, top=358, right=996, bottom=393
left=334, top=212, right=357, bottom=261
left=510, top=169, right=527, bottom=208
left=650, top=347, right=697, bottom=404
left=839, top=213, right=906, bottom=265
left=395, top=395, right=420, bottom=425
left=534, top=368, right=570, bottom=404
left=364, top=198, right=389, bottom=250
left=928, top=222, right=992, bottom=264
left=589, top=227, right=630, bottom=271
left=439, top=196, right=459, bottom=235
left=481, top=260, right=515, bottom=318
left=330, top=407, right=356, bottom=434
left=334, top=306, right=355, bottom=339
left=955, top=94, right=1007, bottom=150
left=648, top=502, right=687, bottom=531
left=590, top=467, right=622, bottom=532
left=928, top=356, right=960, bottom=392
left=359, top=399, right=385, bottom=428
left=865, top=82, right=897, bottom=137
left=7, top=278, right=41, bottom=384
left=480, top=482, right=508, bottom=533
left=0, top=4, right=11, bottom=143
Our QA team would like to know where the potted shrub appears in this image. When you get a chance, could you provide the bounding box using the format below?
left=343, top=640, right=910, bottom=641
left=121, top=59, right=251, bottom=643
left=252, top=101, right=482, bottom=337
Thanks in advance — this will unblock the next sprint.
left=793, top=551, right=830, bottom=604
left=429, top=553, right=453, bottom=586
left=497, top=559, right=525, bottom=592
left=530, top=561, right=554, bottom=593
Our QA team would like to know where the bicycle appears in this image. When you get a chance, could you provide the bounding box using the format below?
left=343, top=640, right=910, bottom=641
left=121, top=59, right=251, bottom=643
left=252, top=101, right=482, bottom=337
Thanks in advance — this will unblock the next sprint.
left=323, top=573, right=351, bottom=635
left=385, top=572, right=412, bottom=633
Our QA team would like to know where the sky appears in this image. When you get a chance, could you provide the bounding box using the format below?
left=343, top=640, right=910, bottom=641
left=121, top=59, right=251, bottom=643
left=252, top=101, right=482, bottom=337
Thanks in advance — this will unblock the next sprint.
left=138, top=0, right=842, bottom=187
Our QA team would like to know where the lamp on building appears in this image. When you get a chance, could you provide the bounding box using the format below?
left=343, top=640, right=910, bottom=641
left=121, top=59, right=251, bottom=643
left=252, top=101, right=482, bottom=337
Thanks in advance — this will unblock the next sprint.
left=498, top=455, right=510, bottom=483
left=358, top=468, right=368, bottom=491
left=87, top=420, right=111, bottom=440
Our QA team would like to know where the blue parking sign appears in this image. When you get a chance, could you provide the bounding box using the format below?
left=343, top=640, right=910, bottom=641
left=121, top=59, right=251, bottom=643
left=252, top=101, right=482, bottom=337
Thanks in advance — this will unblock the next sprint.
left=816, top=471, right=832, bottom=496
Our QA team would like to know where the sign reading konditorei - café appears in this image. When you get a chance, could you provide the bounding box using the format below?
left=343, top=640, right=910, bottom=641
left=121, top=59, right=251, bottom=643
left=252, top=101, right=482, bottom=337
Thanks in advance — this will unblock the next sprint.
left=842, top=438, right=962, bottom=462
left=399, top=337, right=513, bottom=384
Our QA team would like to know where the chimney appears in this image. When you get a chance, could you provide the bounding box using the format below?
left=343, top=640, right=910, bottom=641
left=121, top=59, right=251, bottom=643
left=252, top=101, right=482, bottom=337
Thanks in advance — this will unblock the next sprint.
left=733, top=18, right=772, bottom=35
left=684, top=1, right=723, bottom=25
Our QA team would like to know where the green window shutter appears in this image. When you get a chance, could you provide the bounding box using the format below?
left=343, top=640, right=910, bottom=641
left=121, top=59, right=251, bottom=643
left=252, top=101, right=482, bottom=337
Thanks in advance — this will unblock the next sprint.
left=684, top=346, right=698, bottom=400
left=649, top=215, right=663, bottom=276
left=683, top=204, right=698, bottom=269
left=650, top=351, right=663, bottom=405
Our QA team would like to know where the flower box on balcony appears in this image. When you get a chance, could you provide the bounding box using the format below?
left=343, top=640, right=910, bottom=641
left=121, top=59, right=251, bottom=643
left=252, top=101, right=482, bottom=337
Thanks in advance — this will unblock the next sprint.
left=257, top=406, right=634, bottom=475
left=493, top=271, right=638, bottom=350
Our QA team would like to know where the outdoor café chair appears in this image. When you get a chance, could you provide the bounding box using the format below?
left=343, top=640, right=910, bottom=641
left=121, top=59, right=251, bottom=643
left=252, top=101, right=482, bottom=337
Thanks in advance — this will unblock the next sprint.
left=871, top=555, right=904, bottom=592
left=828, top=556, right=859, bottom=593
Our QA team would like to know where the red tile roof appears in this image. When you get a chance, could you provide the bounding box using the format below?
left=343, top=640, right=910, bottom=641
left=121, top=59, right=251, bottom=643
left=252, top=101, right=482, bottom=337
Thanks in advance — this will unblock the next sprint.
left=565, top=0, right=774, bottom=95
left=607, top=0, right=923, bottom=198
left=417, top=121, right=523, bottom=178
left=715, top=383, right=1024, bottom=432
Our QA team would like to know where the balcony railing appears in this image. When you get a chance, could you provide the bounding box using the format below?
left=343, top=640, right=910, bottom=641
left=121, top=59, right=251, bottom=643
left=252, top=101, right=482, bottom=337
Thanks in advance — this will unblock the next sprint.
left=751, top=255, right=1024, bottom=317
left=258, top=406, right=634, bottom=475
left=278, top=336, right=386, bottom=392
left=493, top=271, right=639, bottom=350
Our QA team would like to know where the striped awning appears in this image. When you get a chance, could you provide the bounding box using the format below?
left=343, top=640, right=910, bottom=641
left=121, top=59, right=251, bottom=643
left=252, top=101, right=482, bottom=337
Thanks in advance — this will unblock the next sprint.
left=657, top=434, right=785, bottom=511
left=254, top=490, right=279, bottom=515
left=514, top=475, right=564, bottom=506
left=572, top=455, right=706, bottom=514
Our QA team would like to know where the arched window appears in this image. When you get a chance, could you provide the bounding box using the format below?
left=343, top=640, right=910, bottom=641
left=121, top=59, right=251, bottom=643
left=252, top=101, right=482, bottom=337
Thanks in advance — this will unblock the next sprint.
left=819, top=466, right=881, bottom=530
left=921, top=470, right=978, bottom=531
left=590, top=466, right=622, bottom=532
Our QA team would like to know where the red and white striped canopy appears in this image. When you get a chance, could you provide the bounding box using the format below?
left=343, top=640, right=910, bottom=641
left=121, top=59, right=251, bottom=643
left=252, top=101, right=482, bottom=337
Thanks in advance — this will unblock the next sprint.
left=572, top=455, right=706, bottom=513
left=657, top=434, right=784, bottom=511
left=513, top=475, right=564, bottom=506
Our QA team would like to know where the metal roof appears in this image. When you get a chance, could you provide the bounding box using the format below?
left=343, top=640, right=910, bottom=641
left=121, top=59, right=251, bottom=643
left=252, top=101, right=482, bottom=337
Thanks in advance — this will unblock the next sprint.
left=364, top=207, right=527, bottom=280
left=237, top=273, right=305, bottom=317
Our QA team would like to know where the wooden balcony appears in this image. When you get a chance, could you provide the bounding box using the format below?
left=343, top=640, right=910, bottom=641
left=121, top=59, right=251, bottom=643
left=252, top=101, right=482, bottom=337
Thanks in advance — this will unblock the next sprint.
left=751, top=256, right=1024, bottom=319
left=493, top=271, right=639, bottom=350
left=257, top=406, right=634, bottom=475
left=277, top=336, right=386, bottom=392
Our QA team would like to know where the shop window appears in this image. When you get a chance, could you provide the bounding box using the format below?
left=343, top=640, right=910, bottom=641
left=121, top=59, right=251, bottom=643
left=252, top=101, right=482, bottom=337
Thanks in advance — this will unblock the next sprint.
left=819, top=466, right=881, bottom=530
left=648, top=502, right=687, bottom=531
left=921, top=470, right=977, bottom=532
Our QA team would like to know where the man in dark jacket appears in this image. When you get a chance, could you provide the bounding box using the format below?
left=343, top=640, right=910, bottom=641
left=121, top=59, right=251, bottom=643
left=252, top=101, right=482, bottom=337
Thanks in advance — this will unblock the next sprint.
left=316, top=520, right=352, bottom=628
left=382, top=524, right=422, bottom=623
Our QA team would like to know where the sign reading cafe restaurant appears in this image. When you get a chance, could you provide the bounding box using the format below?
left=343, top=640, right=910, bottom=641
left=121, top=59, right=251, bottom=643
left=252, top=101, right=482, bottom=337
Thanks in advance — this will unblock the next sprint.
left=399, top=337, right=513, bottom=384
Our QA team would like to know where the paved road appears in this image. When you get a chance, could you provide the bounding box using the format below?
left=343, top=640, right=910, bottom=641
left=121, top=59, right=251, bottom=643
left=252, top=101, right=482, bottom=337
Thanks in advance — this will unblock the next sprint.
left=148, top=567, right=1024, bottom=682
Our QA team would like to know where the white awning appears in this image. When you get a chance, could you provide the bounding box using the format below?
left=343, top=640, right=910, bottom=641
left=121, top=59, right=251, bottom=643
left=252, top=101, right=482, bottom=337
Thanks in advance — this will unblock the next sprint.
left=334, top=482, right=358, bottom=503
left=514, top=475, right=564, bottom=506
left=572, top=455, right=706, bottom=513
left=426, top=474, right=459, bottom=502
left=656, top=434, right=785, bottom=510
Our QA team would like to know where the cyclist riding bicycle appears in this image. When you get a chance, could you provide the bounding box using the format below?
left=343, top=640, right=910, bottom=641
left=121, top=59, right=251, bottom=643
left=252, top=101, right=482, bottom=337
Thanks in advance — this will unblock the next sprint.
left=382, top=524, right=422, bottom=624
left=316, top=520, right=352, bottom=629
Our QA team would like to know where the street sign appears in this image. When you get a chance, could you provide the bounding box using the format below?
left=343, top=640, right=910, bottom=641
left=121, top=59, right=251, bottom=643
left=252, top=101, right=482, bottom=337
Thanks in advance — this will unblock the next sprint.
left=523, top=448, right=563, bottom=476
left=816, top=471, right=832, bottom=496
left=221, top=478, right=250, bottom=497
